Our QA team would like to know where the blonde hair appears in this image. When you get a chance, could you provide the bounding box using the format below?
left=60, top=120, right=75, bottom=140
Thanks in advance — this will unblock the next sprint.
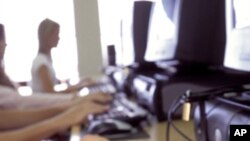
left=38, top=18, right=59, bottom=46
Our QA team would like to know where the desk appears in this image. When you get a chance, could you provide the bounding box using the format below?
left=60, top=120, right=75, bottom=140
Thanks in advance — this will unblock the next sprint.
left=70, top=120, right=196, bottom=141
left=128, top=120, right=195, bottom=141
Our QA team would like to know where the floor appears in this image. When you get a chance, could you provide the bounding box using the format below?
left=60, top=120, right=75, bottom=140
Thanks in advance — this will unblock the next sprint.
left=130, top=120, right=196, bottom=141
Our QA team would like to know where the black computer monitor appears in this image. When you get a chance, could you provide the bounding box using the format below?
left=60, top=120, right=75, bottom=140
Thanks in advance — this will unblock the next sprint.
left=119, top=1, right=153, bottom=66
left=224, top=0, right=250, bottom=72
left=121, top=0, right=226, bottom=68
left=119, top=0, right=178, bottom=67
left=162, top=0, right=226, bottom=67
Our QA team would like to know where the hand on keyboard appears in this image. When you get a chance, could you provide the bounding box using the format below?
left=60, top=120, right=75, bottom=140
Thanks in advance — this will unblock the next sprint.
left=61, top=100, right=110, bottom=126
left=78, top=82, right=148, bottom=125
left=83, top=93, right=112, bottom=104
left=73, top=93, right=112, bottom=110
left=81, top=135, right=109, bottom=141
left=88, top=95, right=148, bottom=125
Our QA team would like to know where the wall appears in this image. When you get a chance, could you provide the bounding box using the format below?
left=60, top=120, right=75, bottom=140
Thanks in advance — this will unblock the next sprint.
left=73, top=0, right=103, bottom=78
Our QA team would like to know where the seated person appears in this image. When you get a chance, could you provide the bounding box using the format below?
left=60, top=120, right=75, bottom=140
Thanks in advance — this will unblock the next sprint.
left=31, top=18, right=95, bottom=93
left=0, top=23, right=111, bottom=141
left=0, top=23, right=112, bottom=109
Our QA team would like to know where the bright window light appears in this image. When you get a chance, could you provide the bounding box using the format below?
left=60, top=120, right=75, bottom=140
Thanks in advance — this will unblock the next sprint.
left=0, top=0, right=78, bottom=82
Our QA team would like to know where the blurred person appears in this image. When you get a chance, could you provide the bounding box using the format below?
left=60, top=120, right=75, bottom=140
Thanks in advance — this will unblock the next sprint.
left=0, top=101, right=109, bottom=141
left=0, top=23, right=112, bottom=109
left=32, top=18, right=95, bottom=93
left=0, top=23, right=111, bottom=141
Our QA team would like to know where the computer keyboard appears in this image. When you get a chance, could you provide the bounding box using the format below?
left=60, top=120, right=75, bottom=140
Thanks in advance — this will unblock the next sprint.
left=78, top=81, right=149, bottom=125
left=88, top=94, right=148, bottom=125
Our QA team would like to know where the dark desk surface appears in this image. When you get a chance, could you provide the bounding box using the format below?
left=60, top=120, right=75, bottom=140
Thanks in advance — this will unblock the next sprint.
left=69, top=120, right=196, bottom=141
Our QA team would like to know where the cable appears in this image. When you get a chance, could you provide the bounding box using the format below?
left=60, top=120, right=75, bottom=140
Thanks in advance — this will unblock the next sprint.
left=166, top=119, right=170, bottom=141
left=166, top=94, right=193, bottom=141
left=169, top=101, right=193, bottom=141
left=166, top=95, right=182, bottom=141
left=166, top=83, right=250, bottom=141
left=226, top=109, right=243, bottom=141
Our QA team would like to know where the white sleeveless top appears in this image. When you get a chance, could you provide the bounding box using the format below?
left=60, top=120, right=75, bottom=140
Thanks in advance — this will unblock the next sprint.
left=31, top=53, right=56, bottom=92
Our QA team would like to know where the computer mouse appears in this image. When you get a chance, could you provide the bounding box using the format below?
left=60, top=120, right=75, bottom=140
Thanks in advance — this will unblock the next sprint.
left=87, top=119, right=136, bottom=135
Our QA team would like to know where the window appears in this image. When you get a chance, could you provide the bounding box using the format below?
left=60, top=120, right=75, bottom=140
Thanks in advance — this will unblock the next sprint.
left=0, top=0, right=78, bottom=83
left=97, top=0, right=175, bottom=66
left=98, top=0, right=130, bottom=66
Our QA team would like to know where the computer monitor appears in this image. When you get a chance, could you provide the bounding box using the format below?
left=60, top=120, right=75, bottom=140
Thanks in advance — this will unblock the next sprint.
left=224, top=0, right=250, bottom=72
left=119, top=0, right=178, bottom=67
left=99, top=0, right=160, bottom=68
left=119, top=0, right=153, bottom=66
left=117, top=0, right=226, bottom=68
left=162, top=0, right=226, bottom=66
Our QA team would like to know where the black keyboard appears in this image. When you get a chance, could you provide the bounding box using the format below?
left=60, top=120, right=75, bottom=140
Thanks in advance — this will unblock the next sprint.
left=216, top=91, right=250, bottom=111
left=88, top=94, right=148, bottom=125
left=79, top=82, right=148, bottom=125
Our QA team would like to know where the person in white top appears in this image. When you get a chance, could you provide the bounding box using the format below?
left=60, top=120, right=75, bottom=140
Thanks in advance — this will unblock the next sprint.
left=1, top=23, right=108, bottom=110
left=1, top=23, right=110, bottom=141
left=32, top=53, right=57, bottom=93
left=31, top=18, right=94, bottom=93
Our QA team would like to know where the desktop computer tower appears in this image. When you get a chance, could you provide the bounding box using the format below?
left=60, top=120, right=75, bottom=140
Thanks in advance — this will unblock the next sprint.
left=194, top=100, right=250, bottom=141
left=129, top=65, right=250, bottom=121
left=129, top=72, right=168, bottom=121
left=161, top=70, right=250, bottom=118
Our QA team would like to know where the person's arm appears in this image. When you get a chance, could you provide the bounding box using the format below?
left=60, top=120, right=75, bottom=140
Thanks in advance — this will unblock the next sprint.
left=0, top=101, right=109, bottom=141
left=37, top=65, right=56, bottom=93
left=0, top=93, right=112, bottom=130
left=0, top=116, right=69, bottom=141
left=61, top=77, right=96, bottom=93
left=81, top=135, right=109, bottom=141
left=0, top=104, right=69, bottom=130
left=1, top=91, right=73, bottom=109
left=0, top=87, right=112, bottom=110
left=37, top=65, right=88, bottom=94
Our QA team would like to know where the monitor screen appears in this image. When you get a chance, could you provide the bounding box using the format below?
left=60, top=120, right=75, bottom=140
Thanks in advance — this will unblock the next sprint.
left=144, top=0, right=176, bottom=62
left=162, top=0, right=226, bottom=66
left=120, top=0, right=177, bottom=66
left=224, top=0, right=250, bottom=72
